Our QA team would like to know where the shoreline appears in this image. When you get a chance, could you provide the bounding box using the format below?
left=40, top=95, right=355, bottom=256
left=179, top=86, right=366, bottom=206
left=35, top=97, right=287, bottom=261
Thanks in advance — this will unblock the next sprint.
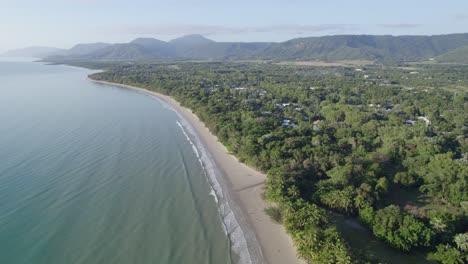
left=88, top=78, right=304, bottom=264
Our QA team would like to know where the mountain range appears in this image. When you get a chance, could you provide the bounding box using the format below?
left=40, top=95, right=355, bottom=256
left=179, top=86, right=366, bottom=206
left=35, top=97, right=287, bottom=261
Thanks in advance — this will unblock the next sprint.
left=4, top=33, right=468, bottom=63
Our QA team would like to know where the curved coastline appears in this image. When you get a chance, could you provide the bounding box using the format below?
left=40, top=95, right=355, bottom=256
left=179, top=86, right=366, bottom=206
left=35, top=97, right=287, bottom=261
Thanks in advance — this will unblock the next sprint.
left=88, top=78, right=304, bottom=264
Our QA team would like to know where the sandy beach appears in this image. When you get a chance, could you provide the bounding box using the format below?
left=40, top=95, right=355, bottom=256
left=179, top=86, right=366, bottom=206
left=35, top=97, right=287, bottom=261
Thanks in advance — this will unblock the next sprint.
left=89, top=79, right=304, bottom=264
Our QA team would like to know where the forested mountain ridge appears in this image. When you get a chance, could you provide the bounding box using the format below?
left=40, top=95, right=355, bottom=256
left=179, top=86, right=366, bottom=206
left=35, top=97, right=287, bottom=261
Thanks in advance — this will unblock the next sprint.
left=43, top=33, right=468, bottom=62
left=436, top=45, right=468, bottom=63
left=61, top=43, right=112, bottom=56
left=262, top=34, right=468, bottom=61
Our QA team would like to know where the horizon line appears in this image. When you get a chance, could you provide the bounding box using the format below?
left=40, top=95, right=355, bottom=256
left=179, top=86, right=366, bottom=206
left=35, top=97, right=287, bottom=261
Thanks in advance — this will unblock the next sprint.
left=3, top=31, right=468, bottom=52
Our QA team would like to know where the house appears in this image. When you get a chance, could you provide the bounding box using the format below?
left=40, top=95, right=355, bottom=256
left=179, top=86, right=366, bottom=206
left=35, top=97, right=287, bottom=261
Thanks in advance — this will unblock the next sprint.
left=275, top=104, right=284, bottom=109
left=282, top=119, right=297, bottom=128
left=406, top=120, right=416, bottom=125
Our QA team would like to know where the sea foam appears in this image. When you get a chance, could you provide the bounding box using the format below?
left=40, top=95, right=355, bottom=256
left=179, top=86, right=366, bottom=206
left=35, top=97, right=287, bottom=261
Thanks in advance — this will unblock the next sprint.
left=176, top=120, right=253, bottom=264
left=143, top=93, right=255, bottom=264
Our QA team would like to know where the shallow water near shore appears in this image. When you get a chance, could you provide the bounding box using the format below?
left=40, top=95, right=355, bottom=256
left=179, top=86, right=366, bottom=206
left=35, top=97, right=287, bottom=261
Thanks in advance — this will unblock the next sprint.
left=0, top=60, right=241, bottom=263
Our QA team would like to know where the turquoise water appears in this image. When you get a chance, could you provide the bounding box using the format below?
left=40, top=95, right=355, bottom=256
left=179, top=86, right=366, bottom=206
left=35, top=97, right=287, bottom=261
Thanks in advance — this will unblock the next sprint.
left=0, top=60, right=234, bottom=264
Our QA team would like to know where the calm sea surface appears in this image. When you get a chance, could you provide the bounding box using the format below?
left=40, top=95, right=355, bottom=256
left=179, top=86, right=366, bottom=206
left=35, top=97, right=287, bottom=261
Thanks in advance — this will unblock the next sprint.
left=0, top=60, right=233, bottom=263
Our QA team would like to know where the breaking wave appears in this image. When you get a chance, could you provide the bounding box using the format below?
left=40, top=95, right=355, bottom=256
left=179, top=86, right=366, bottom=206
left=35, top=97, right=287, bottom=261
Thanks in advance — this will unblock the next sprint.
left=176, top=120, right=252, bottom=264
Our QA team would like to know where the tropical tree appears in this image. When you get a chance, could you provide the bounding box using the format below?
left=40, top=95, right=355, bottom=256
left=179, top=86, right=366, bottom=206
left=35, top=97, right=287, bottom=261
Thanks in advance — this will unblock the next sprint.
left=454, top=233, right=468, bottom=252
left=429, top=244, right=466, bottom=264
left=370, top=205, right=433, bottom=251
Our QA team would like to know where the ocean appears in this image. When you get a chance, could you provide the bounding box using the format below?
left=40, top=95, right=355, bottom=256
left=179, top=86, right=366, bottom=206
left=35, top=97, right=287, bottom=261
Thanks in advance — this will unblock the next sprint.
left=0, top=60, right=248, bottom=264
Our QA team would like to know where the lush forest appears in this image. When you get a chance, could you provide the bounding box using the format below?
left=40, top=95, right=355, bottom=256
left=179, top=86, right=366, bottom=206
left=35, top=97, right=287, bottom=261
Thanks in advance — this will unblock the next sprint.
left=436, top=46, right=468, bottom=64
left=89, top=62, right=467, bottom=263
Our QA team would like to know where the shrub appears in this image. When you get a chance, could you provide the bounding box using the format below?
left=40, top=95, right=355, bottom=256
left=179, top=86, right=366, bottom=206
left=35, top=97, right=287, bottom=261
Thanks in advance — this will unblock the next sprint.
left=370, top=205, right=433, bottom=251
left=428, top=244, right=465, bottom=264
left=264, top=206, right=283, bottom=224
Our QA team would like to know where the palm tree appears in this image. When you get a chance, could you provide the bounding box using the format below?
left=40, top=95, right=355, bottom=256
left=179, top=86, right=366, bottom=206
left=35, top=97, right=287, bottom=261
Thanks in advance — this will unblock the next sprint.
left=430, top=217, right=447, bottom=233
left=454, top=233, right=468, bottom=252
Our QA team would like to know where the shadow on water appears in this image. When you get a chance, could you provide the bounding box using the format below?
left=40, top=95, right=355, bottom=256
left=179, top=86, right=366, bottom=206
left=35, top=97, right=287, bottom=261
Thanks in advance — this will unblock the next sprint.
left=331, top=214, right=432, bottom=264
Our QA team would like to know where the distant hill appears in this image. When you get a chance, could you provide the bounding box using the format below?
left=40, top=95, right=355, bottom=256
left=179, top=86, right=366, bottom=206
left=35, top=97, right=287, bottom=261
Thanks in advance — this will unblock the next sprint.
left=436, top=45, right=468, bottom=63
left=261, top=34, right=468, bottom=61
left=169, top=34, right=215, bottom=46
left=44, top=33, right=468, bottom=63
left=2, top=46, right=64, bottom=58
left=47, top=43, right=112, bottom=59
left=130, top=38, right=175, bottom=58
left=45, top=35, right=272, bottom=61
left=172, top=41, right=271, bottom=60
left=66, top=43, right=112, bottom=56
left=76, top=43, right=163, bottom=61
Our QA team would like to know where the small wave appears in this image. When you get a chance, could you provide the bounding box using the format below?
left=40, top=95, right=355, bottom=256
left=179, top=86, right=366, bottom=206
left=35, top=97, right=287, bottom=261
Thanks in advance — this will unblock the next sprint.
left=176, top=120, right=253, bottom=264
left=131, top=89, right=257, bottom=264
left=209, top=189, right=219, bottom=204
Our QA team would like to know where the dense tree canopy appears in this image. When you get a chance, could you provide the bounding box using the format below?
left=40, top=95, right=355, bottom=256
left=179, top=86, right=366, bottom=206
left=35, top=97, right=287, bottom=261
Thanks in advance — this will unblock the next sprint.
left=89, top=61, right=468, bottom=263
left=361, top=205, right=433, bottom=251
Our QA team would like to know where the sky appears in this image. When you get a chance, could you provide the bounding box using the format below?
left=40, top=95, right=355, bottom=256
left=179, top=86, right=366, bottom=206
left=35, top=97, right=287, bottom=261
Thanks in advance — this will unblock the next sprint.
left=0, top=0, right=467, bottom=52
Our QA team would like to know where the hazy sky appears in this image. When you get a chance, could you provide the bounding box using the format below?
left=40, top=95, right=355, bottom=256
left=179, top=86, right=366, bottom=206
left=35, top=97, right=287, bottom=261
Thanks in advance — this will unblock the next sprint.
left=1, top=0, right=467, bottom=51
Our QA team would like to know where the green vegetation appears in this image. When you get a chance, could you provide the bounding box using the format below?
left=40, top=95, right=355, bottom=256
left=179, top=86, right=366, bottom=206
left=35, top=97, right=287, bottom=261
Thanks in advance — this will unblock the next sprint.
left=420, top=153, right=467, bottom=204
left=360, top=205, right=433, bottom=251
left=89, top=61, right=467, bottom=263
left=264, top=206, right=283, bottom=224
left=263, top=34, right=468, bottom=62
left=436, top=46, right=468, bottom=64
left=428, top=233, right=468, bottom=264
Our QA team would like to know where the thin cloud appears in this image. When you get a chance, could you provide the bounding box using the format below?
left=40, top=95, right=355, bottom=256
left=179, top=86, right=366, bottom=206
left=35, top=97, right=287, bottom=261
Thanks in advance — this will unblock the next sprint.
left=452, top=13, right=468, bottom=21
left=379, top=23, right=421, bottom=29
